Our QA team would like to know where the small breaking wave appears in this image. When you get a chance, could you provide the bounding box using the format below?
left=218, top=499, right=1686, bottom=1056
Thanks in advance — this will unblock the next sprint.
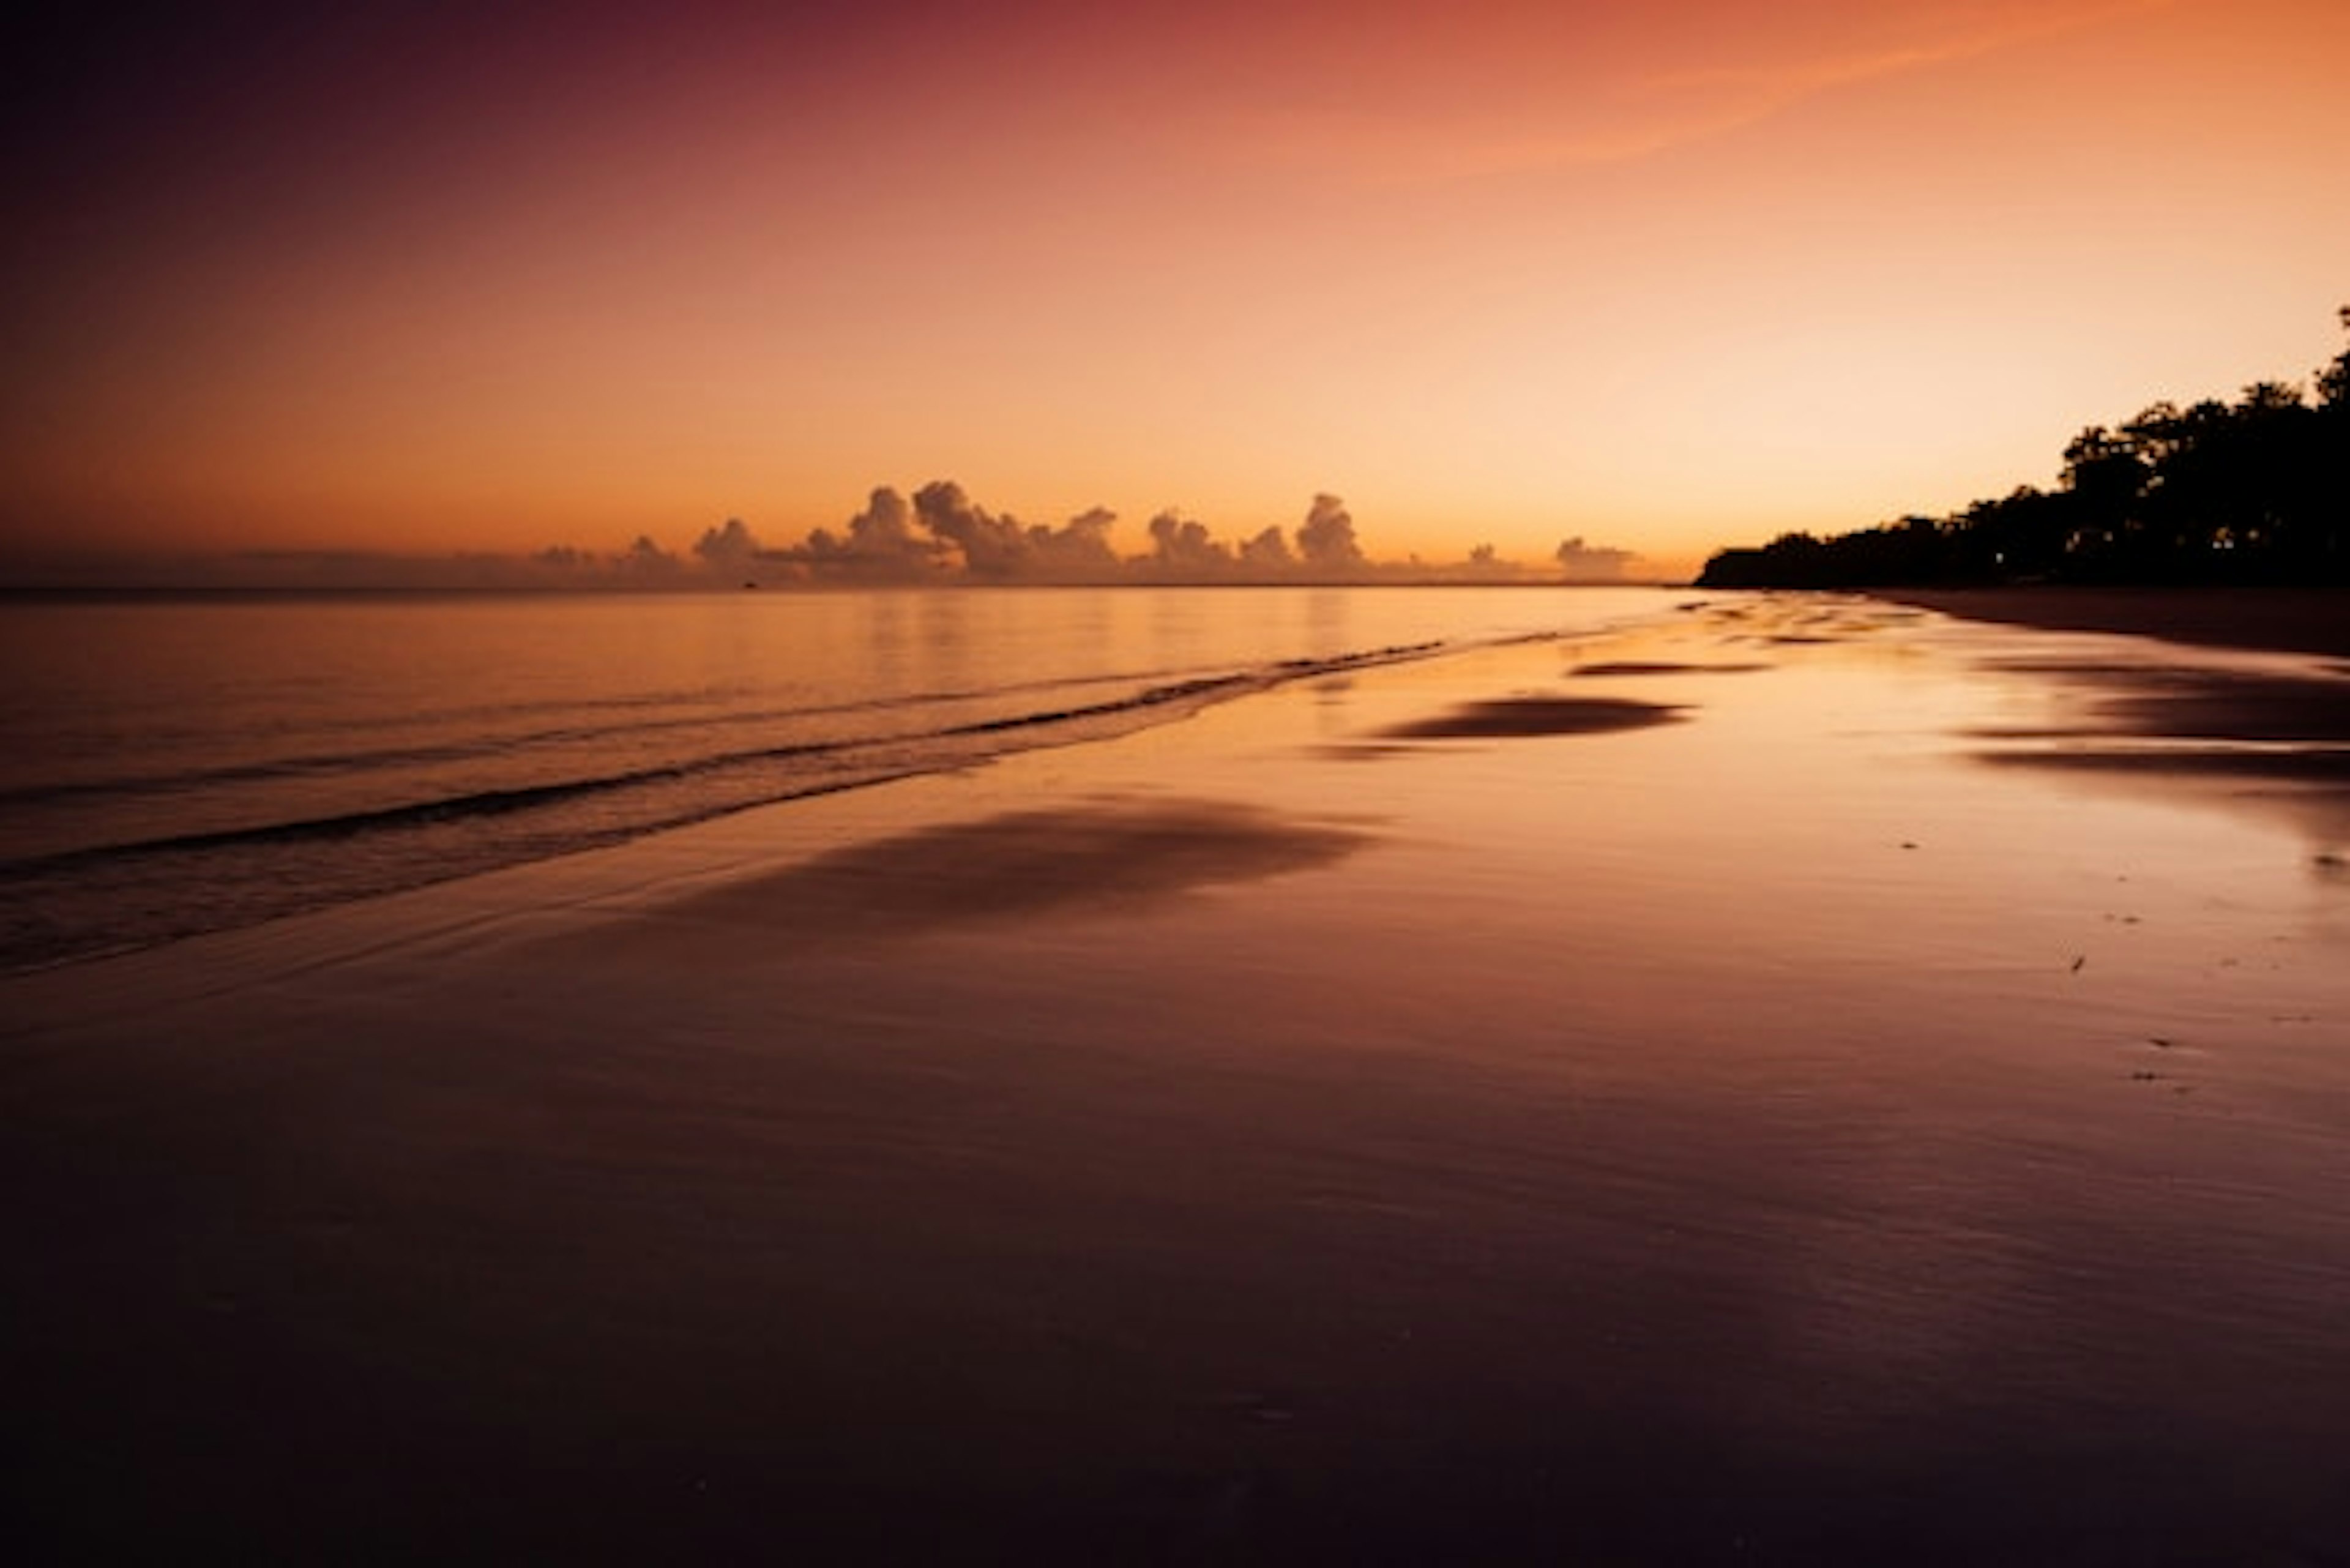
left=0, top=636, right=1465, bottom=973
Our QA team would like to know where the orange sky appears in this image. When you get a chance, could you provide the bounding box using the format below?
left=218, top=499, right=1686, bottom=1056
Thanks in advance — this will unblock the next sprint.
left=2, top=0, right=2345, bottom=581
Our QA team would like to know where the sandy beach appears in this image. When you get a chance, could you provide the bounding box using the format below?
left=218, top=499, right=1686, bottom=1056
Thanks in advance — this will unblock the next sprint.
left=1885, top=588, right=2350, bottom=662
left=7, top=592, right=2349, bottom=1564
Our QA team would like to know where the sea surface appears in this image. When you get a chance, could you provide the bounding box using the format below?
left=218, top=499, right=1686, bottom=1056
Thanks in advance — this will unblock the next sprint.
left=0, top=585, right=1682, bottom=971
left=8, top=588, right=2350, bottom=1562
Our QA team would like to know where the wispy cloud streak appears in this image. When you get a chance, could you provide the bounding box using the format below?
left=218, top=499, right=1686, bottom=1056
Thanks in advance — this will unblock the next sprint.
left=1232, top=0, right=2173, bottom=182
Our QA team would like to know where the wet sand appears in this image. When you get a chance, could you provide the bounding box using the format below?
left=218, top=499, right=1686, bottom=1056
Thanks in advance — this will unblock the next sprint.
left=1886, top=586, right=2350, bottom=662
left=1897, top=588, right=2350, bottom=848
left=7, top=595, right=2350, bottom=1563
left=1379, top=693, right=1685, bottom=739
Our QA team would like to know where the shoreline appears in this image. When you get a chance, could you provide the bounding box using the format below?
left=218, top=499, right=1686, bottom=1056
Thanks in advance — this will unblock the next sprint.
left=8, top=595, right=2349, bottom=1562
left=1875, top=585, right=2350, bottom=660
left=0, top=591, right=1663, bottom=979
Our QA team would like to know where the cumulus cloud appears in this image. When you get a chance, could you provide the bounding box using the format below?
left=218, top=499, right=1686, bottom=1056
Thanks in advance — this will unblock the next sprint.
left=693, top=516, right=763, bottom=577
left=766, top=487, right=949, bottom=583
left=758, top=484, right=1139, bottom=584
left=1461, top=542, right=1516, bottom=579
left=618, top=535, right=683, bottom=581
left=1143, top=510, right=1235, bottom=580
left=905, top=482, right=1125, bottom=582
left=1555, top=535, right=1639, bottom=581
left=914, top=481, right=1029, bottom=577
left=9, top=480, right=1562, bottom=592
left=1296, top=493, right=1366, bottom=573
left=1, top=491, right=1007, bottom=592
left=1040, top=506, right=1125, bottom=579
left=1237, top=525, right=1294, bottom=569
left=740, top=483, right=1551, bottom=586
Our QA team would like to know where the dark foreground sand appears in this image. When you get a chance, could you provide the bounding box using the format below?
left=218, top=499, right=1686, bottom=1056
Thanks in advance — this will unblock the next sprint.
left=7, top=593, right=2349, bottom=1564
left=1886, top=586, right=2350, bottom=662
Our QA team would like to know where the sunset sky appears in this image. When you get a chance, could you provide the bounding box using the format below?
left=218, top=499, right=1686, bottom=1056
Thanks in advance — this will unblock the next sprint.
left=3, top=0, right=2344, bottom=581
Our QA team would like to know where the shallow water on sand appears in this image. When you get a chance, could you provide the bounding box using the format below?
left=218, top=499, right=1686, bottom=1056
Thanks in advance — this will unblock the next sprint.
left=6, top=592, right=2348, bottom=1562
left=0, top=586, right=1677, bottom=969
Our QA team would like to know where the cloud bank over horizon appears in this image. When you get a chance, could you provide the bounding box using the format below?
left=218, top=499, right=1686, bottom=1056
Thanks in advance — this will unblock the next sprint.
left=2, top=486, right=1647, bottom=591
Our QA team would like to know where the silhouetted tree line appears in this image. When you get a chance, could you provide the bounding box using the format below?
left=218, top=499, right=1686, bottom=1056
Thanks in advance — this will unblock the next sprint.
left=1699, top=310, right=2350, bottom=588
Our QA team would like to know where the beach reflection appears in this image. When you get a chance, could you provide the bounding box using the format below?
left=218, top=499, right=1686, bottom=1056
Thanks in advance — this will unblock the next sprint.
left=633, top=797, right=1375, bottom=953
left=1962, top=643, right=2350, bottom=853
left=625, top=597, right=2348, bottom=1548
left=10, top=592, right=2348, bottom=1561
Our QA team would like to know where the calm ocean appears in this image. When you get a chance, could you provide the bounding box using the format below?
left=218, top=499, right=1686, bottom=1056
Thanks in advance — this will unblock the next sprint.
left=1, top=585, right=1682, bottom=971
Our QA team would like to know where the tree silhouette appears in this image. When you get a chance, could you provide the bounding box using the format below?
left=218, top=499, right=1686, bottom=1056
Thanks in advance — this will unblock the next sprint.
left=1698, top=309, right=2350, bottom=588
left=2319, top=308, right=2350, bottom=409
